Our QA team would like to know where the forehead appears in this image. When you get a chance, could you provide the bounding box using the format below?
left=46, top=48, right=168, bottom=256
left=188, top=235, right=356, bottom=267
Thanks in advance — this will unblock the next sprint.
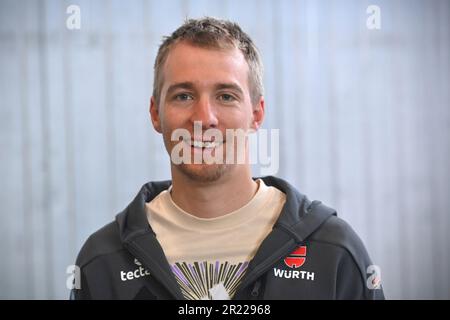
left=161, top=41, right=250, bottom=90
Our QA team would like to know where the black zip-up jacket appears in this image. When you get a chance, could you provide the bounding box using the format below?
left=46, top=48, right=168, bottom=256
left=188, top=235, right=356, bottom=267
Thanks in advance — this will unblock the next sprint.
left=70, top=176, right=385, bottom=300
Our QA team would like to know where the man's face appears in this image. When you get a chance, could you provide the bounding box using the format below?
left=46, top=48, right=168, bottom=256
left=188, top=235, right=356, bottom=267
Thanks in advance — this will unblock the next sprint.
left=150, top=41, right=264, bottom=182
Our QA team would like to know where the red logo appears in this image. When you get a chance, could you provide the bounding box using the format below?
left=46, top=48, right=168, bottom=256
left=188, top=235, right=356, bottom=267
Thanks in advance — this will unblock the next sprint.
left=284, top=246, right=307, bottom=269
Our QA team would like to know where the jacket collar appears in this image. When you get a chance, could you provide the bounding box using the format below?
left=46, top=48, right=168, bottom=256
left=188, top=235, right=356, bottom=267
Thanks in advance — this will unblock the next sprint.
left=115, top=180, right=185, bottom=299
left=116, top=176, right=309, bottom=240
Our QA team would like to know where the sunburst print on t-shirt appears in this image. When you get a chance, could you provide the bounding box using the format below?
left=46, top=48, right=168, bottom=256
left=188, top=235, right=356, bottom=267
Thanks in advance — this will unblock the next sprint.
left=171, top=261, right=249, bottom=300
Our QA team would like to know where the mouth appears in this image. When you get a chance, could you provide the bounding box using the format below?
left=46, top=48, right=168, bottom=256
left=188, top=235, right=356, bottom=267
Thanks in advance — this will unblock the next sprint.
left=184, top=139, right=224, bottom=149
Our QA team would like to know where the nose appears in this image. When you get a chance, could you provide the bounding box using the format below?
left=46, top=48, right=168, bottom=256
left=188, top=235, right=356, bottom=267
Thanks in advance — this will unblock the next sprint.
left=190, top=96, right=218, bottom=129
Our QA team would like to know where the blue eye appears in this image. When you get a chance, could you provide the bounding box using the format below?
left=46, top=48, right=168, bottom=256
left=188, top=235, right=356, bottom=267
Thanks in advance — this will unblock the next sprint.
left=219, top=94, right=236, bottom=102
left=174, top=93, right=193, bottom=101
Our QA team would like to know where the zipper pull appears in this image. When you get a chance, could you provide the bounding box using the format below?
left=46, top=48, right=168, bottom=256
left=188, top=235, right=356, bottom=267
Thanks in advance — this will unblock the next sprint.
left=250, top=280, right=261, bottom=299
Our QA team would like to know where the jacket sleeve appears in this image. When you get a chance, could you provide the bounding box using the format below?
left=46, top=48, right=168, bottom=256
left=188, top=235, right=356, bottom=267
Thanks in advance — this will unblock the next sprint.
left=69, top=235, right=95, bottom=300
left=336, top=247, right=385, bottom=300
left=69, top=266, right=92, bottom=300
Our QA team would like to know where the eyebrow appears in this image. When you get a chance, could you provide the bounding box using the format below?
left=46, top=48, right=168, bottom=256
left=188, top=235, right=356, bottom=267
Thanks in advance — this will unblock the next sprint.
left=166, top=82, right=196, bottom=97
left=215, top=83, right=245, bottom=97
left=165, top=82, right=245, bottom=97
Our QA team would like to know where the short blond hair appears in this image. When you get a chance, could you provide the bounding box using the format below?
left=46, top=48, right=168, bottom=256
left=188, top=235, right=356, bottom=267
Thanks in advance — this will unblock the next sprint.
left=153, top=17, right=264, bottom=105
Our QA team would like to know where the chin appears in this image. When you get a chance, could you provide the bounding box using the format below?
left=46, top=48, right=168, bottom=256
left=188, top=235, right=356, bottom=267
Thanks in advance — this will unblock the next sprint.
left=178, top=163, right=229, bottom=183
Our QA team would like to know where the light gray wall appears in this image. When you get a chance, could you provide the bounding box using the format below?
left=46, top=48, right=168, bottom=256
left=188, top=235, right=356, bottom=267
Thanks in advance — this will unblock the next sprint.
left=0, top=0, right=449, bottom=299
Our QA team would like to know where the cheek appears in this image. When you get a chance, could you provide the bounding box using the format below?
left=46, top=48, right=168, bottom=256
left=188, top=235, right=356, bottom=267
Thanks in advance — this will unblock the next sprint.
left=159, top=107, right=177, bottom=129
left=160, top=109, right=187, bottom=140
left=221, top=110, right=252, bottom=129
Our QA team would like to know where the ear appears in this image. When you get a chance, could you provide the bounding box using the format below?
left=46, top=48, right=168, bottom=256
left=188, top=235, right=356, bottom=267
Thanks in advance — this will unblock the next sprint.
left=251, top=96, right=265, bottom=131
left=150, top=96, right=162, bottom=133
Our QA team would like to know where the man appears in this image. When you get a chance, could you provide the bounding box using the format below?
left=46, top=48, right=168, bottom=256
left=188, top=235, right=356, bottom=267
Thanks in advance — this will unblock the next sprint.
left=71, top=17, right=384, bottom=300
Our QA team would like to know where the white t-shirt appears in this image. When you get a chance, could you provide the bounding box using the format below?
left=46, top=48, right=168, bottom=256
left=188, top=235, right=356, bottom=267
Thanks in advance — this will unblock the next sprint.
left=145, top=179, right=286, bottom=300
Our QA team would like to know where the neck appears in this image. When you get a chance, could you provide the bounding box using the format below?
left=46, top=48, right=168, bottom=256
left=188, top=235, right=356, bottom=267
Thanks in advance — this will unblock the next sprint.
left=170, top=165, right=258, bottom=219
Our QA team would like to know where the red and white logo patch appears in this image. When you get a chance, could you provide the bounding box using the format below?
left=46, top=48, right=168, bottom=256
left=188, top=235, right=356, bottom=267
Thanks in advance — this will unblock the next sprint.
left=284, top=246, right=307, bottom=269
left=274, top=245, right=314, bottom=281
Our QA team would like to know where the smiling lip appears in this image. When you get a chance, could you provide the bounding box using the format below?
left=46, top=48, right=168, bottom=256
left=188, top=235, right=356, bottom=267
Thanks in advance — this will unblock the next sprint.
left=185, top=139, right=224, bottom=149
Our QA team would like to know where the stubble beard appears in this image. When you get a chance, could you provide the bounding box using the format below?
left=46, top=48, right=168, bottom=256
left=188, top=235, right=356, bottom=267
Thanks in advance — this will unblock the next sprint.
left=176, top=162, right=229, bottom=183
